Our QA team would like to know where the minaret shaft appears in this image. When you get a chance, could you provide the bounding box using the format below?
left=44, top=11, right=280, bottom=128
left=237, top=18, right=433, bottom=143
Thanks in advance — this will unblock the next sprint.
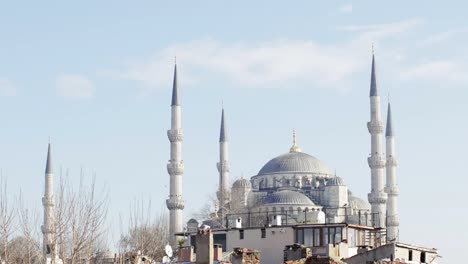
left=367, top=54, right=387, bottom=229
left=42, top=143, right=56, bottom=258
left=385, top=103, right=400, bottom=242
left=166, top=64, right=185, bottom=246
left=217, top=109, right=230, bottom=207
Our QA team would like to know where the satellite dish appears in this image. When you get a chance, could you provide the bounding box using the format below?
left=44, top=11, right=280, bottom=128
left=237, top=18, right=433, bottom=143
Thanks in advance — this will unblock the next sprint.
left=165, top=244, right=173, bottom=258
left=162, top=255, right=169, bottom=263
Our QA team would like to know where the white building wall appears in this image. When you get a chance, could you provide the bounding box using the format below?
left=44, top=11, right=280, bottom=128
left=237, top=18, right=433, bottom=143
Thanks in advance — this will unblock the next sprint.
left=323, top=186, right=348, bottom=208
left=226, top=227, right=294, bottom=264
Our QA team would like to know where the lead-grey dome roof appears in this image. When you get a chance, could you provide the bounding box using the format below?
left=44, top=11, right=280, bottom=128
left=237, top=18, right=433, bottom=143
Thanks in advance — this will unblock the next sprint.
left=263, top=190, right=315, bottom=205
left=349, top=195, right=371, bottom=210
left=327, top=177, right=345, bottom=186
left=233, top=177, right=252, bottom=189
left=258, top=152, right=332, bottom=176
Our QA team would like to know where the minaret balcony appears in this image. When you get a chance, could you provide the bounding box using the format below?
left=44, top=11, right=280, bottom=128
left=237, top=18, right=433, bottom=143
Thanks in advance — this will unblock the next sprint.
left=167, top=162, right=184, bottom=175
left=386, top=215, right=400, bottom=226
left=216, top=162, right=231, bottom=173
left=367, top=121, right=384, bottom=134
left=42, top=196, right=55, bottom=207
left=166, top=196, right=185, bottom=210
left=368, top=155, right=386, bottom=168
left=386, top=156, right=398, bottom=166
left=167, top=129, right=184, bottom=142
left=384, top=186, right=400, bottom=195
left=368, top=192, right=387, bottom=204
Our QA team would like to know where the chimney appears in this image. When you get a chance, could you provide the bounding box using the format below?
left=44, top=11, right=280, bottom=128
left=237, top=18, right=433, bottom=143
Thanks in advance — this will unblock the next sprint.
left=195, top=228, right=214, bottom=264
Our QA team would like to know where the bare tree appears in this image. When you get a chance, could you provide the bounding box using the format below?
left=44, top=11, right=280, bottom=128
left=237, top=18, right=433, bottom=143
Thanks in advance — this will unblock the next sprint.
left=0, top=176, right=15, bottom=263
left=18, top=191, right=43, bottom=264
left=53, top=171, right=108, bottom=264
left=119, top=199, right=169, bottom=262
left=55, top=173, right=73, bottom=263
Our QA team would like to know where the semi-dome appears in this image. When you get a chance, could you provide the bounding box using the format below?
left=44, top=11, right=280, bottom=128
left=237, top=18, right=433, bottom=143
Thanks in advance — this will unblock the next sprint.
left=258, top=152, right=332, bottom=176
left=327, top=177, right=345, bottom=186
left=233, top=177, right=252, bottom=189
left=263, top=190, right=315, bottom=205
left=349, top=195, right=371, bottom=210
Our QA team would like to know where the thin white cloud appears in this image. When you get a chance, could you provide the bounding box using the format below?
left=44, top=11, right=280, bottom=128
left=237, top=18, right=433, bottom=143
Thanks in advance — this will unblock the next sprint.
left=56, top=74, right=95, bottom=98
left=337, top=18, right=423, bottom=35
left=339, top=4, right=353, bottom=14
left=421, top=27, right=468, bottom=45
left=119, top=18, right=423, bottom=91
left=0, top=77, right=18, bottom=96
left=401, top=60, right=468, bottom=83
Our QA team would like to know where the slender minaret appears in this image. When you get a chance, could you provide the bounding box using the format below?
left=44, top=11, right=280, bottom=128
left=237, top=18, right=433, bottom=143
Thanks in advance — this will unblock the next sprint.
left=42, top=141, right=56, bottom=259
left=385, top=102, right=400, bottom=241
left=216, top=107, right=231, bottom=208
left=166, top=62, right=185, bottom=246
left=366, top=49, right=387, bottom=228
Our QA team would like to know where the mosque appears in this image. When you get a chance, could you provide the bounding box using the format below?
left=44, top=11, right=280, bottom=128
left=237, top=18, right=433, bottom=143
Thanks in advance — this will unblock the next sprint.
left=165, top=50, right=402, bottom=259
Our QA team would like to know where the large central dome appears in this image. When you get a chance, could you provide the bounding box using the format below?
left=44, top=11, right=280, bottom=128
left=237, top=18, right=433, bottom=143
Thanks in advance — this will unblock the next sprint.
left=257, top=151, right=332, bottom=176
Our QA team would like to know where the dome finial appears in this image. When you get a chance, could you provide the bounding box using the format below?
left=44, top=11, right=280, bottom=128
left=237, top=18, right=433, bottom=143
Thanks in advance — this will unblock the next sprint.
left=290, top=129, right=301, bottom=153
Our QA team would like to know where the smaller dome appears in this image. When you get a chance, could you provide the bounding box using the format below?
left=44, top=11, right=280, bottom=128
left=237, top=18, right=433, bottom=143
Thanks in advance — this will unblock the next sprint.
left=327, top=177, right=345, bottom=186
left=233, top=177, right=252, bottom=189
left=202, top=218, right=223, bottom=229
left=263, top=190, right=315, bottom=205
left=187, top=218, right=199, bottom=224
left=349, top=195, right=371, bottom=210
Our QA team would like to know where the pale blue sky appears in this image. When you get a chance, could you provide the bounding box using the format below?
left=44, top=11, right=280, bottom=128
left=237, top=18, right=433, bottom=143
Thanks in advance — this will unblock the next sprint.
left=0, top=1, right=466, bottom=262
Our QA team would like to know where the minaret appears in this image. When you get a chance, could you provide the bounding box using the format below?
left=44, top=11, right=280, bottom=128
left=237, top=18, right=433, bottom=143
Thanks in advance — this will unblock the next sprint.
left=42, top=140, right=56, bottom=259
left=166, top=62, right=185, bottom=246
left=216, top=107, right=230, bottom=208
left=385, top=102, right=400, bottom=241
left=366, top=49, right=387, bottom=228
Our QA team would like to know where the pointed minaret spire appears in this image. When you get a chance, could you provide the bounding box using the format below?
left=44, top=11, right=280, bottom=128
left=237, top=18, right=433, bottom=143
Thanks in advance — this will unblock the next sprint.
left=367, top=48, right=387, bottom=231
left=220, top=108, right=227, bottom=142
left=370, top=46, right=378, bottom=97
left=166, top=61, right=185, bottom=246
left=45, top=140, right=53, bottom=174
left=171, top=61, right=179, bottom=106
left=385, top=102, right=400, bottom=242
left=386, top=103, right=394, bottom=137
left=290, top=129, right=301, bottom=153
left=217, top=106, right=231, bottom=209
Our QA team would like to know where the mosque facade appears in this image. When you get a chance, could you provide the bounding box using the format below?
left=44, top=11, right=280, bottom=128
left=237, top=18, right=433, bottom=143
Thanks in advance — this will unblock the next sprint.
left=166, top=51, right=400, bottom=246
